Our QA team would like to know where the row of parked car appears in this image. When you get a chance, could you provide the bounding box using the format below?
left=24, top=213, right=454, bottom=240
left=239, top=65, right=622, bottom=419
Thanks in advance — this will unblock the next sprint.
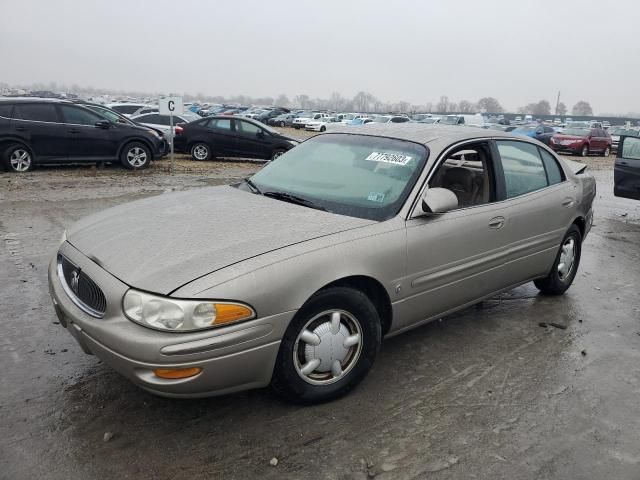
left=2, top=97, right=639, bottom=172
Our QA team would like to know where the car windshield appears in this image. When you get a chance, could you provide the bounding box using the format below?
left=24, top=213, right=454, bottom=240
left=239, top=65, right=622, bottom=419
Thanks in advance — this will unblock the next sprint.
left=371, top=116, right=390, bottom=123
left=249, top=134, right=428, bottom=221
left=86, top=105, right=134, bottom=124
left=610, top=128, right=638, bottom=136
left=180, top=111, right=201, bottom=122
left=439, top=116, right=460, bottom=125
left=562, top=128, right=590, bottom=136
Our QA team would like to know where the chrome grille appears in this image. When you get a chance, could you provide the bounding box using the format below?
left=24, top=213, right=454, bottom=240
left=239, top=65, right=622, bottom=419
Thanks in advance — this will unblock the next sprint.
left=57, top=255, right=106, bottom=318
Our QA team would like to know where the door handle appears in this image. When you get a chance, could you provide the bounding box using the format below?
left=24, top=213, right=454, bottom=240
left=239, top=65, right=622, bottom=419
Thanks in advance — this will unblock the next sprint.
left=68, top=129, right=80, bottom=134
left=14, top=126, right=25, bottom=131
left=488, top=216, right=505, bottom=229
left=561, top=198, right=575, bottom=207
left=619, top=161, right=628, bottom=166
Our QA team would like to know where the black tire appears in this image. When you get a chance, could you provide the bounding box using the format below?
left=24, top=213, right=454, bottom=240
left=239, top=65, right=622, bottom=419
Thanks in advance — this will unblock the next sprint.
left=271, top=287, right=382, bottom=404
left=120, top=142, right=151, bottom=170
left=271, top=148, right=286, bottom=161
left=190, top=142, right=212, bottom=161
left=534, top=224, right=582, bottom=295
left=603, top=145, right=610, bottom=157
left=580, top=144, right=589, bottom=157
left=320, top=126, right=326, bottom=132
left=3, top=143, right=34, bottom=172
left=279, top=121, right=285, bottom=127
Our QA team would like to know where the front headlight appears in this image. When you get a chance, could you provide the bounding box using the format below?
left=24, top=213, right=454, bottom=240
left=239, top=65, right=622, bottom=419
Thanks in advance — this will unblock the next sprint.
left=123, top=289, right=255, bottom=332
left=147, top=129, right=162, bottom=139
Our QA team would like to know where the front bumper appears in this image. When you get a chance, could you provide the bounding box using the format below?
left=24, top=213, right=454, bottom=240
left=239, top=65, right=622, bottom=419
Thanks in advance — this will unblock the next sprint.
left=48, top=242, right=295, bottom=398
left=551, top=143, right=583, bottom=154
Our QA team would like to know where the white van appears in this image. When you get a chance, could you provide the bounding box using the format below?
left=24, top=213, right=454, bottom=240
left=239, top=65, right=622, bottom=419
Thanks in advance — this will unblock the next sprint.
left=439, top=114, right=485, bottom=127
left=524, top=114, right=533, bottom=123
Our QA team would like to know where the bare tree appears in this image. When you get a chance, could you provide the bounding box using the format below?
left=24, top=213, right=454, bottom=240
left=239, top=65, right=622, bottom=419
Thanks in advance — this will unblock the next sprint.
left=329, top=92, right=345, bottom=111
left=274, top=94, right=290, bottom=107
left=556, top=102, right=568, bottom=116
left=458, top=100, right=475, bottom=113
left=294, top=94, right=310, bottom=109
left=476, top=97, right=503, bottom=113
left=572, top=101, right=593, bottom=116
left=436, top=95, right=449, bottom=113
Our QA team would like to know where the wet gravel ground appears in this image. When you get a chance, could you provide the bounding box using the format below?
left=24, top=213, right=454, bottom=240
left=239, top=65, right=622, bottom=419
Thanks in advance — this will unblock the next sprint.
left=0, top=148, right=639, bottom=480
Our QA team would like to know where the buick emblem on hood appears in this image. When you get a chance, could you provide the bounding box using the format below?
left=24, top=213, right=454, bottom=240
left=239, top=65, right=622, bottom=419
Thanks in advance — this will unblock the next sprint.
left=70, top=270, right=80, bottom=294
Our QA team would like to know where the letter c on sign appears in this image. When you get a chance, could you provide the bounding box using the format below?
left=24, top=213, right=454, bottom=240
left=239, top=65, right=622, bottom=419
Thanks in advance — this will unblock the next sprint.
left=168, top=100, right=175, bottom=112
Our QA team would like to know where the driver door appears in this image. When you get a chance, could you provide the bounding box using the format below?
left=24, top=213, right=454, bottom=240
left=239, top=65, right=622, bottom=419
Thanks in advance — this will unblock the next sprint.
left=395, top=141, right=513, bottom=331
left=233, top=119, right=272, bottom=159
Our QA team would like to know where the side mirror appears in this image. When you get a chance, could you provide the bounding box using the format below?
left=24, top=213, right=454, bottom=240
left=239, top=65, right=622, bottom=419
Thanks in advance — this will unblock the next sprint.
left=256, top=130, right=265, bottom=138
left=419, top=188, right=459, bottom=215
left=95, top=120, right=111, bottom=129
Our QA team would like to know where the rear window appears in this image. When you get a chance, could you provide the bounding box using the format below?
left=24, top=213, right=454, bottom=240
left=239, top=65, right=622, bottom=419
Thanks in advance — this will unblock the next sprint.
left=13, top=103, right=59, bottom=123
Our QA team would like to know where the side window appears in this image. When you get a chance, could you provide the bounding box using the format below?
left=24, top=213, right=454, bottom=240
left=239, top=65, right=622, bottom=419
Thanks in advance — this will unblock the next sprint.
left=236, top=120, right=260, bottom=135
left=208, top=118, right=231, bottom=131
left=13, top=104, right=59, bottom=122
left=496, top=141, right=549, bottom=198
left=429, top=142, right=495, bottom=208
left=59, top=105, right=103, bottom=125
left=621, top=137, right=640, bottom=160
left=538, top=148, right=564, bottom=185
left=0, top=104, right=13, bottom=118
left=141, top=114, right=163, bottom=124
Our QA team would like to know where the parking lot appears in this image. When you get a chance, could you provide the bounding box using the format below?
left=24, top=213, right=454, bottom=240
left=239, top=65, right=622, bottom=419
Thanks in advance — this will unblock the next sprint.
left=1, top=144, right=639, bottom=480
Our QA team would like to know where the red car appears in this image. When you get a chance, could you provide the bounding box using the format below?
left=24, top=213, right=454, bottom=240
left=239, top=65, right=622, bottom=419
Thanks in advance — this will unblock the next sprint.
left=550, top=127, right=612, bottom=157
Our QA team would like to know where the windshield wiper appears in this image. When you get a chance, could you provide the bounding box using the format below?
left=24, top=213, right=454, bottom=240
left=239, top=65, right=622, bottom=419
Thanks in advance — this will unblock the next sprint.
left=263, top=191, right=327, bottom=211
left=242, top=177, right=262, bottom=195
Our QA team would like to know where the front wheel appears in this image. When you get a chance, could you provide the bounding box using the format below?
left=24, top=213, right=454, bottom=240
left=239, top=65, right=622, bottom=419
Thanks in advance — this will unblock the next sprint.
left=121, top=142, right=151, bottom=170
left=271, top=287, right=381, bottom=404
left=534, top=225, right=582, bottom=295
left=320, top=126, right=326, bottom=132
left=603, top=146, right=610, bottom=157
left=279, top=121, right=285, bottom=127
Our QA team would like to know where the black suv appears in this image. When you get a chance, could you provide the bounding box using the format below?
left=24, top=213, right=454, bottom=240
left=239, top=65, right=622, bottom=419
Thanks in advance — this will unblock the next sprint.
left=0, top=98, right=166, bottom=172
left=174, top=116, right=299, bottom=161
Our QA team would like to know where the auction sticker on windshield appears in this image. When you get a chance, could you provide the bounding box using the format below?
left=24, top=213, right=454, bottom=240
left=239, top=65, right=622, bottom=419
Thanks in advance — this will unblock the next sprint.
left=366, top=152, right=412, bottom=165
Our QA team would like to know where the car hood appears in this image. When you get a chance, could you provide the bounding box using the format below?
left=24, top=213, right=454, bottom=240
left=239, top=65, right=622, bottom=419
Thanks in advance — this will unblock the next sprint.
left=66, top=186, right=374, bottom=294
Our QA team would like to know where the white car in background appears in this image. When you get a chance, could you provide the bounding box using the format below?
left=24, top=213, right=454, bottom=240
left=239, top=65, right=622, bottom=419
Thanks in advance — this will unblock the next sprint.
left=131, top=111, right=202, bottom=141
left=338, top=113, right=370, bottom=125
left=305, top=117, right=339, bottom=132
left=106, top=103, right=156, bottom=118
left=370, top=115, right=411, bottom=124
left=293, top=112, right=331, bottom=129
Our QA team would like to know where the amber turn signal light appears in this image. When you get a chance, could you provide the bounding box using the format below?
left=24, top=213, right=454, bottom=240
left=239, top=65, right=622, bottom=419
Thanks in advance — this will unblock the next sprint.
left=213, top=304, right=254, bottom=325
left=154, top=367, right=202, bottom=379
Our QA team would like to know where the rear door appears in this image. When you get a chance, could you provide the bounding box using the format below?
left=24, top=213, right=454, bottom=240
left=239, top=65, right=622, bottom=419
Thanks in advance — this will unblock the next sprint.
left=11, top=103, right=69, bottom=161
left=58, top=105, right=116, bottom=160
left=204, top=117, right=235, bottom=156
left=614, top=136, right=640, bottom=200
left=493, top=140, right=573, bottom=281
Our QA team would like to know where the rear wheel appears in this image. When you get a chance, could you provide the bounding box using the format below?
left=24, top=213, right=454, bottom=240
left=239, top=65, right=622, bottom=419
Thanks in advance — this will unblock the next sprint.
left=191, top=142, right=211, bottom=161
left=580, top=144, right=589, bottom=157
left=320, top=126, right=326, bottom=132
left=534, top=225, right=582, bottom=295
left=271, top=148, right=286, bottom=160
left=271, top=287, right=381, bottom=404
left=3, top=144, right=33, bottom=172
left=121, top=142, right=151, bottom=170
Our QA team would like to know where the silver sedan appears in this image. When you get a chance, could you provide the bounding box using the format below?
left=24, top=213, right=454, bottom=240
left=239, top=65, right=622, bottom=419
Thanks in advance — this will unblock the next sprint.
left=49, top=124, right=596, bottom=403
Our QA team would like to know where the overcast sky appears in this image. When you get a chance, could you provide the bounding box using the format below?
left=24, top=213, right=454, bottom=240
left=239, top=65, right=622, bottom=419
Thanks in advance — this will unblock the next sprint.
left=1, top=0, right=639, bottom=113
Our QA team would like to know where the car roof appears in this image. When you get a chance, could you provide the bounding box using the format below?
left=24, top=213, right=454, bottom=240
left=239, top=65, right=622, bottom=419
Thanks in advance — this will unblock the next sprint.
left=0, top=97, right=73, bottom=104
left=326, top=123, right=531, bottom=147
